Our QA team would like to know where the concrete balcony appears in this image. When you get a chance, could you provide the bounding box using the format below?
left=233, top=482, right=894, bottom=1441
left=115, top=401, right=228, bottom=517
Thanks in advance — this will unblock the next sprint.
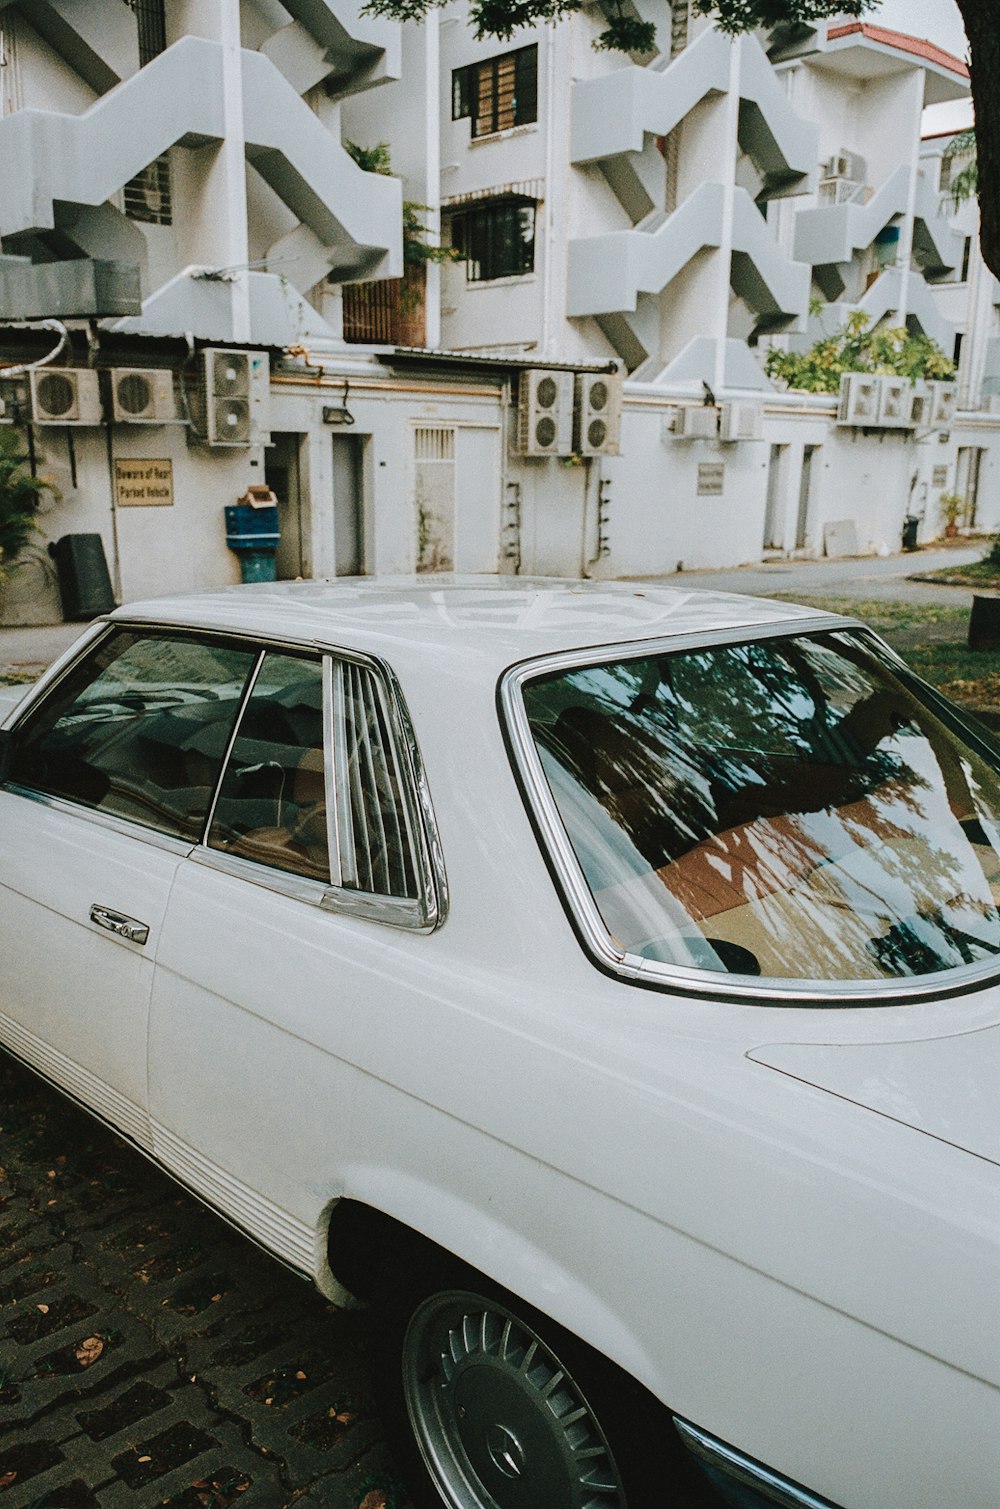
left=0, top=35, right=401, bottom=284
left=0, top=0, right=141, bottom=94
left=794, top=164, right=961, bottom=276
left=260, top=0, right=401, bottom=98
left=567, top=181, right=725, bottom=319
left=571, top=28, right=816, bottom=216
left=569, top=185, right=807, bottom=321
left=820, top=266, right=956, bottom=352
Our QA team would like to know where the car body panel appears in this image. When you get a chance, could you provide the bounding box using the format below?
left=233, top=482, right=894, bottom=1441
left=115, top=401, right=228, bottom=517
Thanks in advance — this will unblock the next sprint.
left=0, top=790, right=182, bottom=1146
left=1, top=579, right=998, bottom=1509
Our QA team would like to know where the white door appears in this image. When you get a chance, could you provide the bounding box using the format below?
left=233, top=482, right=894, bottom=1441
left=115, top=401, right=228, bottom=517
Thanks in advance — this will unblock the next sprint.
left=0, top=627, right=260, bottom=1146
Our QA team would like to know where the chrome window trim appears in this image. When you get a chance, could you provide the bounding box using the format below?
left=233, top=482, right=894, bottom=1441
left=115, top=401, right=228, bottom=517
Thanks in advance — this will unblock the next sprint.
left=319, top=884, right=433, bottom=933
left=322, top=654, right=344, bottom=888
left=2, top=785, right=196, bottom=859
left=200, top=648, right=266, bottom=847
left=191, top=844, right=329, bottom=907
left=500, top=615, right=1000, bottom=1006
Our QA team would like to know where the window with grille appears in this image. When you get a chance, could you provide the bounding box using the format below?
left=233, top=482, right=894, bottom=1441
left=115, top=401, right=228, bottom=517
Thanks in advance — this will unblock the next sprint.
left=453, top=46, right=537, bottom=138
left=332, top=660, right=420, bottom=901
left=123, top=0, right=171, bottom=224
left=449, top=199, right=536, bottom=282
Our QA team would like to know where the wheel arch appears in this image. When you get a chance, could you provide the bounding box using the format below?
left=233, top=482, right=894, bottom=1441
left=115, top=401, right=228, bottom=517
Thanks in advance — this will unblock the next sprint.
left=320, top=1173, right=665, bottom=1407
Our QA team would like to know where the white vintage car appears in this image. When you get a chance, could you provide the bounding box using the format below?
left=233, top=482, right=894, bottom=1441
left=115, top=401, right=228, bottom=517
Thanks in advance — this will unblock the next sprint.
left=0, top=577, right=998, bottom=1509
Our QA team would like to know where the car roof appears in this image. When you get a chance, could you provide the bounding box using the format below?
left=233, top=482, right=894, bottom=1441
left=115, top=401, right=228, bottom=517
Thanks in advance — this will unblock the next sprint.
left=111, top=576, right=833, bottom=674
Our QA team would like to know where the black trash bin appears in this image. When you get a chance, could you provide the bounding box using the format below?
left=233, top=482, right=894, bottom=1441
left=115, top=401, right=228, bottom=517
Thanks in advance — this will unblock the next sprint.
left=901, top=515, right=920, bottom=552
left=48, top=534, right=116, bottom=620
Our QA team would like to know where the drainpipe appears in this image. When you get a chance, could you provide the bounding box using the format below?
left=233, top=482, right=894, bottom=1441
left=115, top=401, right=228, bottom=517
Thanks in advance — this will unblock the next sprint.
left=714, top=33, right=742, bottom=399
left=541, top=21, right=559, bottom=359
left=895, top=73, right=923, bottom=332
left=220, top=0, right=251, bottom=344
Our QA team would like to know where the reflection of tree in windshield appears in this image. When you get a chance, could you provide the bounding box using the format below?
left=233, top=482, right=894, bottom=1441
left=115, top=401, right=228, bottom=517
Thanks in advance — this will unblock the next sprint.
left=525, top=631, right=1000, bottom=982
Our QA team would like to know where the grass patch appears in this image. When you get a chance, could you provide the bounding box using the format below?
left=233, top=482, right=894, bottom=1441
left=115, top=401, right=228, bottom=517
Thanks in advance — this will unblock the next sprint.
left=772, top=593, right=1000, bottom=713
left=913, top=559, right=1000, bottom=586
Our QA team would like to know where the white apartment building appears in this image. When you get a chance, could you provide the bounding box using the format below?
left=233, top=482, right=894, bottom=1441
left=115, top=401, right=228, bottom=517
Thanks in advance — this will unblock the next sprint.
left=0, top=2, right=995, bottom=623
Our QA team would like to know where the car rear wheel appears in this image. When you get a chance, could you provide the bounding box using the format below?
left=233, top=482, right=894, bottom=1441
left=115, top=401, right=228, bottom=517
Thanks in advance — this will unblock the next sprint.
left=373, top=1270, right=711, bottom=1509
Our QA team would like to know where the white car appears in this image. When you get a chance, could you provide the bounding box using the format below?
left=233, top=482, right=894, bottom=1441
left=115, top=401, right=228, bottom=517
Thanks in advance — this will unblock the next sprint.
left=0, top=577, right=997, bottom=1509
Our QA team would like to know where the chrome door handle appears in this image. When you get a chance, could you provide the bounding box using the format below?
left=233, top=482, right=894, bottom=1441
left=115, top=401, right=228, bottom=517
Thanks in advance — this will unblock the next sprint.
left=90, top=905, right=150, bottom=946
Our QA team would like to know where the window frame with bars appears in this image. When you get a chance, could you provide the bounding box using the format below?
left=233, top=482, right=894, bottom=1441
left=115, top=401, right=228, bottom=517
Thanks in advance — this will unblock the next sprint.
left=452, top=45, right=538, bottom=139
left=448, top=197, right=537, bottom=283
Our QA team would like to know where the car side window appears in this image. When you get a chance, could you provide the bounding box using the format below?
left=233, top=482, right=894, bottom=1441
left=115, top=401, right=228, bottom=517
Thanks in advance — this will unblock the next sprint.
left=7, top=629, right=257, bottom=842
left=207, top=653, right=329, bottom=883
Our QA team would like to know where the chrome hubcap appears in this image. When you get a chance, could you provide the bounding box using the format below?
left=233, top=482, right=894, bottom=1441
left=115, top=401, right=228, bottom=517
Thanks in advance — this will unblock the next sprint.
left=401, top=1290, right=626, bottom=1509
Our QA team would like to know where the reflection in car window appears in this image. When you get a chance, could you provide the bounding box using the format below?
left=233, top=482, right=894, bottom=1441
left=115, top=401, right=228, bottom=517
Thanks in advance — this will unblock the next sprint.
left=7, top=630, right=257, bottom=841
left=208, top=653, right=329, bottom=883
left=523, top=631, right=1000, bottom=983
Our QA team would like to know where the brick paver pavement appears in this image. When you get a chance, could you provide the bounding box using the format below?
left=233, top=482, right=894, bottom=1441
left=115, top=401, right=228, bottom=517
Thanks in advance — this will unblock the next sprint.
left=0, top=1055, right=410, bottom=1509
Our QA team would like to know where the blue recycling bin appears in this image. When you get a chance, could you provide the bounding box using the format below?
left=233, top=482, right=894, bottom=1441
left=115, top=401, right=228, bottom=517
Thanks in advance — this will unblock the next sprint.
left=225, top=502, right=279, bottom=584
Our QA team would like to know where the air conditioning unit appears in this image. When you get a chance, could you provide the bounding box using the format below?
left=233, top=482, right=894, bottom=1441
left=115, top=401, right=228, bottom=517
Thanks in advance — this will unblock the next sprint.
left=574, top=372, right=622, bottom=456
left=719, top=401, right=763, bottom=442
left=837, top=372, right=880, bottom=426
left=669, top=405, right=719, bottom=440
left=878, top=376, right=914, bottom=428
left=110, top=367, right=177, bottom=424
left=202, top=348, right=270, bottom=447
left=825, top=149, right=866, bottom=184
left=29, top=367, right=102, bottom=426
left=928, top=380, right=957, bottom=426
left=515, top=369, right=573, bottom=457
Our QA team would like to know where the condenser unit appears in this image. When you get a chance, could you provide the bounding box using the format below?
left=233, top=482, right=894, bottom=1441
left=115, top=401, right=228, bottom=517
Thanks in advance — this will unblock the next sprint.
left=878, top=376, right=914, bottom=428
left=201, top=348, right=270, bottom=447
left=29, top=367, right=102, bottom=426
left=110, top=367, right=177, bottom=424
left=515, top=369, right=573, bottom=457
left=837, top=372, right=880, bottom=426
left=669, top=405, right=719, bottom=440
left=574, top=372, right=622, bottom=456
left=719, top=401, right=763, bottom=442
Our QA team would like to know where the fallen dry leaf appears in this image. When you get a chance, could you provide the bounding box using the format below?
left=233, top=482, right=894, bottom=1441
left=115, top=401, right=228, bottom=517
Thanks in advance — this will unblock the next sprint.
left=0, top=1471, right=17, bottom=1489
left=75, top=1335, right=104, bottom=1368
left=137, top=1455, right=152, bottom=1464
left=359, top=1492, right=388, bottom=1509
left=295, top=1370, right=307, bottom=1380
left=36, top=1304, right=49, bottom=1314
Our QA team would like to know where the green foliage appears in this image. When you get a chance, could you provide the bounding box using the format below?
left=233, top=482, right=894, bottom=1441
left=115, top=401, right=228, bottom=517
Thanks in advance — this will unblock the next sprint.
left=944, top=128, right=978, bottom=207
left=362, top=0, right=877, bottom=56
left=346, top=140, right=459, bottom=268
left=0, top=430, right=50, bottom=577
left=764, top=311, right=955, bottom=394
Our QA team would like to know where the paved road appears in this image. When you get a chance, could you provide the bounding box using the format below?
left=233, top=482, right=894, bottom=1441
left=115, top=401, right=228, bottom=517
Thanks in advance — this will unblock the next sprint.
left=657, top=543, right=983, bottom=607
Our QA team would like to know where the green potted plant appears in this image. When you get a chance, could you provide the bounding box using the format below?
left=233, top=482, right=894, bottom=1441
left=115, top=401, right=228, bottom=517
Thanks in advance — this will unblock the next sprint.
left=938, top=491, right=965, bottom=538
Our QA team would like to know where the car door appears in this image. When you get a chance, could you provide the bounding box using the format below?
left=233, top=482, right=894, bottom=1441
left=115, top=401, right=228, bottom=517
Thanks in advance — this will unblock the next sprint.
left=0, top=626, right=258, bottom=1147
left=147, top=647, right=443, bottom=1272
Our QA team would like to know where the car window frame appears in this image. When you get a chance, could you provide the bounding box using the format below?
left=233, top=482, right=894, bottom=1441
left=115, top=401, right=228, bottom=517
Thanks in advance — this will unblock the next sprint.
left=500, top=614, right=1000, bottom=1007
left=3, top=621, right=447, bottom=934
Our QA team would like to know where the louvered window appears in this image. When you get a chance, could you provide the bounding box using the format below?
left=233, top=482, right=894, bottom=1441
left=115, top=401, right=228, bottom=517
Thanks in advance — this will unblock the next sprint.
left=333, top=660, right=420, bottom=901
left=453, top=46, right=537, bottom=138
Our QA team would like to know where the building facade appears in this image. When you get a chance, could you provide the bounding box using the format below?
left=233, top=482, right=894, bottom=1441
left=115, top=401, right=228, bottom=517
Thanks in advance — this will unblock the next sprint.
left=0, top=2, right=995, bottom=623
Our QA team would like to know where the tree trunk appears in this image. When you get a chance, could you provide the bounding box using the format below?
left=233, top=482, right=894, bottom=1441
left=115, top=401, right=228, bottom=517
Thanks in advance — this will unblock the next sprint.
left=956, top=0, right=1000, bottom=280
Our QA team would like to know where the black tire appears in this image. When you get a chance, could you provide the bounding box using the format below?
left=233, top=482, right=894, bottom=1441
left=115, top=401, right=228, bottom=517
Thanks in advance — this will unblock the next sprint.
left=371, top=1261, right=714, bottom=1509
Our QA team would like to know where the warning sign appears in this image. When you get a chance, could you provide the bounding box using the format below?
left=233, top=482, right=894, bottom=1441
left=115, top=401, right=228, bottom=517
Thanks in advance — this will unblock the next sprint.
left=114, top=459, right=174, bottom=507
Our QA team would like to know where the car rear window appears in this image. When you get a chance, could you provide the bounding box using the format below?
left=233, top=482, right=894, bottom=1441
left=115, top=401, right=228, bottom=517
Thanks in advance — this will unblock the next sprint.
left=519, top=630, right=1000, bottom=986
